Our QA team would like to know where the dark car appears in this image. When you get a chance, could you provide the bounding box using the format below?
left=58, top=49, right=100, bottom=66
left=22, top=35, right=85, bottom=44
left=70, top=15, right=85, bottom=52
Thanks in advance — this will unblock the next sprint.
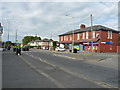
left=22, top=46, right=29, bottom=51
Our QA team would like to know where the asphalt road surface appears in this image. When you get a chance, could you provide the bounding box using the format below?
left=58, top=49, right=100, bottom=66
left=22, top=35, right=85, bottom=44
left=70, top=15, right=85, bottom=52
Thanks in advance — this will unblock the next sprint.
left=2, top=50, right=118, bottom=88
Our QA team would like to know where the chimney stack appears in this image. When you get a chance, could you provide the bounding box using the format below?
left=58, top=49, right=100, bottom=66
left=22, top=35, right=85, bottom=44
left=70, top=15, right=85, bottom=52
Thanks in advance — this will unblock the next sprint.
left=80, top=24, right=86, bottom=29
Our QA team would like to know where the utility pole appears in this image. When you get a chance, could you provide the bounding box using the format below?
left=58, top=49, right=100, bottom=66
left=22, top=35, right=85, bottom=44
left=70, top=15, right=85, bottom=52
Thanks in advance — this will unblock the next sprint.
left=15, top=29, right=17, bottom=43
left=7, top=20, right=10, bottom=41
left=91, top=14, right=93, bottom=53
left=65, top=14, right=74, bottom=53
left=72, top=17, right=74, bottom=53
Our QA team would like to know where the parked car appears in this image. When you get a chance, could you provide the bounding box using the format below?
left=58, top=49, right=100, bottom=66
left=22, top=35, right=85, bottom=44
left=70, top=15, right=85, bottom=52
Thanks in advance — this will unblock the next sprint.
left=22, top=46, right=29, bottom=51
left=0, top=48, right=3, bottom=52
left=55, top=47, right=66, bottom=51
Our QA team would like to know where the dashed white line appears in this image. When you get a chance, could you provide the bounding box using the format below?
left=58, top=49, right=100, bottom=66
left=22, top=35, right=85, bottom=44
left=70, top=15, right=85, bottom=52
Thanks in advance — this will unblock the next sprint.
left=22, top=52, right=117, bottom=88
left=19, top=55, right=65, bottom=88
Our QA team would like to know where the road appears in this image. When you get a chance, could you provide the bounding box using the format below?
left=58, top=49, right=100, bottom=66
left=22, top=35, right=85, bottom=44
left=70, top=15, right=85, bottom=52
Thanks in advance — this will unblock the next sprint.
left=2, top=49, right=118, bottom=88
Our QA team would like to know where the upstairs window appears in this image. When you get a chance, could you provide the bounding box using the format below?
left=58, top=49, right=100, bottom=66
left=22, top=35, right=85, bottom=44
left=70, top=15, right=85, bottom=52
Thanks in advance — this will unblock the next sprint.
left=70, top=35, right=72, bottom=41
left=61, top=36, right=64, bottom=41
left=64, top=36, right=66, bottom=41
left=108, top=31, right=112, bottom=39
left=66, top=36, right=68, bottom=41
left=82, top=33, right=85, bottom=39
left=77, top=33, right=80, bottom=40
left=64, top=36, right=68, bottom=41
left=92, top=31, right=95, bottom=38
left=86, top=32, right=88, bottom=39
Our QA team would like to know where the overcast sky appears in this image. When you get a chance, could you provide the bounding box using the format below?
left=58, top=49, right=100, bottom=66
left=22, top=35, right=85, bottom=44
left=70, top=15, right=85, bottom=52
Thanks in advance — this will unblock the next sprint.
left=0, top=1, right=118, bottom=43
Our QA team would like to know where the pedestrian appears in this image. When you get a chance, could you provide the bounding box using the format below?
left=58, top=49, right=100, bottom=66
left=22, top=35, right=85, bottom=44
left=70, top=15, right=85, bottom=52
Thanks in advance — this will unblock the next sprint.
left=7, top=45, right=11, bottom=50
left=16, top=44, right=21, bottom=55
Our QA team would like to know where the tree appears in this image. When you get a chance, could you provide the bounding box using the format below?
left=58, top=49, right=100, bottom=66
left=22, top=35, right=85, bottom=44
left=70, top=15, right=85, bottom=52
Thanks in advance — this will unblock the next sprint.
left=53, top=41, right=58, bottom=50
left=5, top=41, right=12, bottom=45
left=22, top=36, right=41, bottom=45
left=2, top=41, right=12, bottom=48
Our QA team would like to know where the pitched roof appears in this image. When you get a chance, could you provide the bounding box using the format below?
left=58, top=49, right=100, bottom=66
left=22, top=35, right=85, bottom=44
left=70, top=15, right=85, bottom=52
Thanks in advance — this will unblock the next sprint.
left=35, top=38, right=52, bottom=42
left=59, top=25, right=119, bottom=36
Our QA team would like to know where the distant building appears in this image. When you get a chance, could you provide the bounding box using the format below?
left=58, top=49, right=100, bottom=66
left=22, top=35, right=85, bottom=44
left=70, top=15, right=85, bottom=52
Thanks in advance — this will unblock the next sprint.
left=28, top=38, right=53, bottom=50
left=59, top=24, right=119, bottom=52
left=0, top=22, right=3, bottom=48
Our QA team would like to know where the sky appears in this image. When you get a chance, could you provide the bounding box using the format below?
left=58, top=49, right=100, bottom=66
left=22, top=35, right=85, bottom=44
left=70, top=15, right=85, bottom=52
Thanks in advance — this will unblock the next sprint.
left=0, top=0, right=119, bottom=43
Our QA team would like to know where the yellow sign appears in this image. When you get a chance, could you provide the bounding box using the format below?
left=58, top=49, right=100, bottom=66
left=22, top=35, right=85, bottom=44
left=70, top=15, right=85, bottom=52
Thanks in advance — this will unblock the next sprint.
left=74, top=45, right=80, bottom=50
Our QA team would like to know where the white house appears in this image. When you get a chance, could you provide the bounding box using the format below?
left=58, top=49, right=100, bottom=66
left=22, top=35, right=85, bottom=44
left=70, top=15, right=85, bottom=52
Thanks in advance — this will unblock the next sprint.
left=28, top=38, right=53, bottom=50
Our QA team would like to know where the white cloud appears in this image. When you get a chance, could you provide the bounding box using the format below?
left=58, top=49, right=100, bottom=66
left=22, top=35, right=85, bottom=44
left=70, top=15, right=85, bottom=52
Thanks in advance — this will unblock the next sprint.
left=1, top=2, right=118, bottom=43
left=1, top=0, right=120, bottom=2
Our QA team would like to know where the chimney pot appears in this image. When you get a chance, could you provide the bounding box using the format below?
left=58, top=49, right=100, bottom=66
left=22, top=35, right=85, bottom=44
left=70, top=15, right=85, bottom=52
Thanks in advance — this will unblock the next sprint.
left=80, top=24, right=86, bottom=29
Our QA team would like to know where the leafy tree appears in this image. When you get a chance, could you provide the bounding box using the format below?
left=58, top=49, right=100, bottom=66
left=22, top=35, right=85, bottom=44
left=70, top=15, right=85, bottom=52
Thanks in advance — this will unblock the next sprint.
left=5, top=41, right=12, bottom=45
left=53, top=41, right=58, bottom=50
left=2, top=41, right=12, bottom=48
left=22, top=36, right=41, bottom=45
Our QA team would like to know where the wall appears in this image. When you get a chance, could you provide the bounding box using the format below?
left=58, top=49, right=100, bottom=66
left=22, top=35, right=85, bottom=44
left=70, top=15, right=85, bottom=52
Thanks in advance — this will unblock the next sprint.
left=59, top=30, right=119, bottom=52
left=99, top=30, right=118, bottom=52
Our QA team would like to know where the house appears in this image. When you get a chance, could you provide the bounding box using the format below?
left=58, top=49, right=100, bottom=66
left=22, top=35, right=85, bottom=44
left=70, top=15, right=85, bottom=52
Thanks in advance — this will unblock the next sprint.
left=59, top=24, right=119, bottom=52
left=0, top=22, right=3, bottom=48
left=28, top=38, right=53, bottom=50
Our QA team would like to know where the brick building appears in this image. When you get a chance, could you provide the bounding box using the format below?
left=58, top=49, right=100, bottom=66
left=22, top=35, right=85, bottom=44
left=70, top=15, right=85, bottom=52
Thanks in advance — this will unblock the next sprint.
left=0, top=22, right=3, bottom=48
left=59, top=24, right=119, bottom=52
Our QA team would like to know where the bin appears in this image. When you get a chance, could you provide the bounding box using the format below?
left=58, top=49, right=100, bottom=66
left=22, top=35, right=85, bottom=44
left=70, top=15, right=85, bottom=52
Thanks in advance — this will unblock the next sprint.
left=13, top=48, right=16, bottom=52
left=73, top=49, right=77, bottom=53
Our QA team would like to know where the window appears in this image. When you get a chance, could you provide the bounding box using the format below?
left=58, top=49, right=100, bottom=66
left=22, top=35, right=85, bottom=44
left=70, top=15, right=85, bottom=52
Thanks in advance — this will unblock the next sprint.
left=61, top=36, right=64, bottom=41
left=82, top=33, right=85, bottom=39
left=66, top=36, right=68, bottom=41
left=64, top=36, right=66, bottom=41
left=108, top=31, right=112, bottom=39
left=86, top=32, right=88, bottom=39
left=64, top=36, right=68, bottom=41
left=77, top=33, right=80, bottom=40
left=92, top=31, right=95, bottom=38
left=70, top=35, right=72, bottom=41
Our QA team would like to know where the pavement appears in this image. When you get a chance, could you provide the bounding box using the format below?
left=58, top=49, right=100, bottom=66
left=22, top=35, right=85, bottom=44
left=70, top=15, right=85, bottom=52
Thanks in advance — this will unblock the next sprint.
left=54, top=51, right=118, bottom=70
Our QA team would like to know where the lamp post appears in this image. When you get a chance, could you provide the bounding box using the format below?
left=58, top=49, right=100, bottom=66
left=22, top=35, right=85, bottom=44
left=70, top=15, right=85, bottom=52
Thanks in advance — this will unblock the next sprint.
left=65, top=14, right=74, bottom=52
left=15, top=29, right=17, bottom=43
left=7, top=20, right=10, bottom=41
left=91, top=14, right=93, bottom=53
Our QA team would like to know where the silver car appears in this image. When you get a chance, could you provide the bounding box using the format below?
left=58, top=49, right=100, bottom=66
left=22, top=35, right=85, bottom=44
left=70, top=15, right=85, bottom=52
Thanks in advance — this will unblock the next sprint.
left=55, top=47, right=66, bottom=52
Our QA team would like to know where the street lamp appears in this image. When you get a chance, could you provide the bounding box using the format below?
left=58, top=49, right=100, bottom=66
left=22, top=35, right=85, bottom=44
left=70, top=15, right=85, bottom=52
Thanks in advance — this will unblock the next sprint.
left=65, top=14, right=75, bottom=53
left=90, top=14, right=93, bottom=53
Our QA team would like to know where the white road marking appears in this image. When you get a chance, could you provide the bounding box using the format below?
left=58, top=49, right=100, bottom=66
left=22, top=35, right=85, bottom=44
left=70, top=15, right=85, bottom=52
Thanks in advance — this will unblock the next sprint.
left=22, top=51, right=118, bottom=88
left=19, top=55, right=65, bottom=88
